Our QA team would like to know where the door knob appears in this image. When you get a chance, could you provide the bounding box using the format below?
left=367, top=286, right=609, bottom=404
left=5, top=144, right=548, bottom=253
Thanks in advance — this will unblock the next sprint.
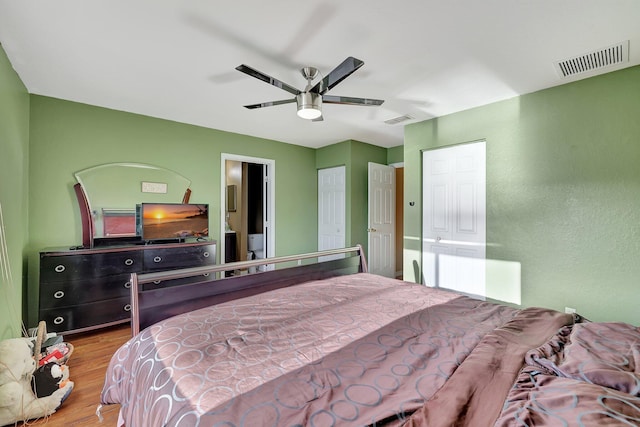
left=436, top=236, right=442, bottom=242
left=367, top=228, right=377, bottom=232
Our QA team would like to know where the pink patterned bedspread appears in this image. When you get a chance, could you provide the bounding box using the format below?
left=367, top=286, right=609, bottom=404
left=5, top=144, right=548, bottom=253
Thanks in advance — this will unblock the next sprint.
left=100, top=273, right=517, bottom=426
left=101, top=271, right=640, bottom=426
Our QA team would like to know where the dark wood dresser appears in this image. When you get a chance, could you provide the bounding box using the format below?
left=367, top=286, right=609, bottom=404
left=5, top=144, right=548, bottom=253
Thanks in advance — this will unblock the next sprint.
left=38, top=240, right=216, bottom=334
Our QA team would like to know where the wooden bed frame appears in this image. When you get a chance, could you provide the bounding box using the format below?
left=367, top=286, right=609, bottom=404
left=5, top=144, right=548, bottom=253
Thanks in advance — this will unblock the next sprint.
left=108, top=246, right=640, bottom=425
left=130, top=245, right=368, bottom=335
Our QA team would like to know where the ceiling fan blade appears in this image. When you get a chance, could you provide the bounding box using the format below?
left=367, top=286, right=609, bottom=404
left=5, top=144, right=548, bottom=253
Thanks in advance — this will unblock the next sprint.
left=243, top=98, right=296, bottom=109
left=311, top=56, right=364, bottom=94
left=322, top=95, right=384, bottom=106
left=236, top=64, right=301, bottom=96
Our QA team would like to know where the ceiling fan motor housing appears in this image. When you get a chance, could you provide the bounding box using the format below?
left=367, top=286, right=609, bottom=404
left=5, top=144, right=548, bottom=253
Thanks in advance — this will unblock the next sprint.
left=296, top=92, right=322, bottom=119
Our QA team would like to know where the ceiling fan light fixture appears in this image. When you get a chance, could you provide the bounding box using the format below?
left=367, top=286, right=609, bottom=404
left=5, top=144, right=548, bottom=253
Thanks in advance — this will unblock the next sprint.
left=237, top=57, right=383, bottom=121
left=296, top=92, right=322, bottom=120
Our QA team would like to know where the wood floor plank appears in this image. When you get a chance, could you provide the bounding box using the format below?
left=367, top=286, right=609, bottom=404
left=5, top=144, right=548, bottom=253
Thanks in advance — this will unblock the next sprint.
left=17, top=324, right=130, bottom=427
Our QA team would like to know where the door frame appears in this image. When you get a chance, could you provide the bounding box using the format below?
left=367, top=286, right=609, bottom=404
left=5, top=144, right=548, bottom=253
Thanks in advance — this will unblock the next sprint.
left=220, top=153, right=275, bottom=267
left=389, top=162, right=404, bottom=278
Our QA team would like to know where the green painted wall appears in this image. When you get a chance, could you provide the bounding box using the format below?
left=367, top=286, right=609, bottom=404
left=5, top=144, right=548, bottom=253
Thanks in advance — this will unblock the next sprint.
left=316, top=140, right=387, bottom=256
left=350, top=141, right=387, bottom=254
left=386, top=145, right=403, bottom=165
left=27, top=95, right=318, bottom=327
left=405, top=65, right=640, bottom=326
left=0, top=45, right=30, bottom=339
left=315, top=140, right=351, bottom=170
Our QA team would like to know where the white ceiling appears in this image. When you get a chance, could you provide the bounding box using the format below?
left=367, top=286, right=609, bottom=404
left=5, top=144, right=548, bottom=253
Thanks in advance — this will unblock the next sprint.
left=0, top=1, right=638, bottom=149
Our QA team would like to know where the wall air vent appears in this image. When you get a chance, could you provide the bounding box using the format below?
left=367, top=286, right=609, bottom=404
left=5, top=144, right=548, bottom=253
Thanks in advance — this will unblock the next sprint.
left=555, top=41, right=629, bottom=78
left=384, top=114, right=414, bottom=125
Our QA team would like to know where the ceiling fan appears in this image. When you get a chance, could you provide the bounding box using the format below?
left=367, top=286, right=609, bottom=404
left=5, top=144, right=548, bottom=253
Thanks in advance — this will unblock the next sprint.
left=235, top=56, right=384, bottom=121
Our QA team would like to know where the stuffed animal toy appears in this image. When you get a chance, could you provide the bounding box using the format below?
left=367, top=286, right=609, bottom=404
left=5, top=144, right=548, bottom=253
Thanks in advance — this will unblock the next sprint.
left=32, top=362, right=72, bottom=400
left=0, top=337, right=74, bottom=425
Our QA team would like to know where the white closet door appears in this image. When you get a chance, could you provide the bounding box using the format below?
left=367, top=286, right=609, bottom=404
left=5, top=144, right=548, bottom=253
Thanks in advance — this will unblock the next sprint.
left=422, top=141, right=486, bottom=298
left=318, top=166, right=346, bottom=260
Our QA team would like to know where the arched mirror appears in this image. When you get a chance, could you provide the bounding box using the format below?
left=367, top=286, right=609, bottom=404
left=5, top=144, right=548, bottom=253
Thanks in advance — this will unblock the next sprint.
left=74, top=163, right=191, bottom=247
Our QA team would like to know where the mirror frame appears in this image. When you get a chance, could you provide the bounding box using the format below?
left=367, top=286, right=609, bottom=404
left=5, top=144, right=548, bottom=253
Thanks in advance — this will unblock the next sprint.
left=74, top=162, right=192, bottom=247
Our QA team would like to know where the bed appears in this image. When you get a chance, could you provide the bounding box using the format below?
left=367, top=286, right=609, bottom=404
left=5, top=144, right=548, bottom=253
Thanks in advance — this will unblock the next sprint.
left=99, top=246, right=640, bottom=426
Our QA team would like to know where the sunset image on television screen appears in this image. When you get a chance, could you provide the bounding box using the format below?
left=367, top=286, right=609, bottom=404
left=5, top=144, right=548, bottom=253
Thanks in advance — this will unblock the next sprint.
left=142, top=204, right=208, bottom=239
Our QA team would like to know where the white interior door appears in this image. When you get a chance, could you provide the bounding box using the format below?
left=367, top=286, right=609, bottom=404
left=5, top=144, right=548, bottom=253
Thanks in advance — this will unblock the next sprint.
left=368, top=162, right=395, bottom=277
left=422, top=141, right=486, bottom=298
left=318, top=166, right=346, bottom=260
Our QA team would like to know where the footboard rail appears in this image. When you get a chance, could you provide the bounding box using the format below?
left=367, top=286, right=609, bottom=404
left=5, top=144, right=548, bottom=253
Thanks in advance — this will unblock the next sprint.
left=130, top=245, right=367, bottom=335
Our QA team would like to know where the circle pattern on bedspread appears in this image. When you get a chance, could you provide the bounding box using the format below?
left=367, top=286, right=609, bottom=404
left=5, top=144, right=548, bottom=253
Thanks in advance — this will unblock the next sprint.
left=193, top=289, right=517, bottom=425
left=103, top=273, right=518, bottom=426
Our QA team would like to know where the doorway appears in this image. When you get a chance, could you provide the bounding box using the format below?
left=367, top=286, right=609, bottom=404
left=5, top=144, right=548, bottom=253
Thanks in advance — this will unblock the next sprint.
left=393, top=165, right=404, bottom=279
left=421, top=140, right=486, bottom=297
left=220, top=154, right=275, bottom=271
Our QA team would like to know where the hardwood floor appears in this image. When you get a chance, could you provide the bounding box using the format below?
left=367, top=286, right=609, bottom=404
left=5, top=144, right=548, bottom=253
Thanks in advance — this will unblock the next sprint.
left=22, top=324, right=130, bottom=427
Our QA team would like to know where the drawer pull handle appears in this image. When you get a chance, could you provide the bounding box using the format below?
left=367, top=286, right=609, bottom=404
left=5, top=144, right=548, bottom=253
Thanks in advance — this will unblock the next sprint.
left=124, top=304, right=132, bottom=312
left=203, top=273, right=210, bottom=277
left=203, top=251, right=210, bottom=258
left=153, top=280, right=162, bottom=285
left=54, top=265, right=65, bottom=273
left=124, top=258, right=134, bottom=266
left=53, top=316, right=64, bottom=325
left=53, top=290, right=65, bottom=299
left=153, top=256, right=162, bottom=263
left=124, top=281, right=131, bottom=289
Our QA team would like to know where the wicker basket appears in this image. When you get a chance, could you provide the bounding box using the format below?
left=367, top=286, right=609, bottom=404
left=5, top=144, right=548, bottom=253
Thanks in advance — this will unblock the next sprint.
left=33, top=320, right=73, bottom=365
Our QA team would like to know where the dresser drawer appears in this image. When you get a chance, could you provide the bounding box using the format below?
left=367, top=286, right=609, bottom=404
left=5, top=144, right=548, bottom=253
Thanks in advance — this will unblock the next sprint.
left=143, top=243, right=216, bottom=271
left=40, top=297, right=132, bottom=333
left=141, top=272, right=213, bottom=291
left=40, top=251, right=143, bottom=283
left=39, top=274, right=132, bottom=309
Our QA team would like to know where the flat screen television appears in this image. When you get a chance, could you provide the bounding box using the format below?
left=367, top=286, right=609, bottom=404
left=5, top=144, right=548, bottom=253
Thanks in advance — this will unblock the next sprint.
left=136, top=203, right=209, bottom=242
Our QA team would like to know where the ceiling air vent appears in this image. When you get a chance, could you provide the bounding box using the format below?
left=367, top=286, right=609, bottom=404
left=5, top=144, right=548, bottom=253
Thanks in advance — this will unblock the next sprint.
left=555, top=41, right=629, bottom=78
left=384, top=114, right=413, bottom=125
